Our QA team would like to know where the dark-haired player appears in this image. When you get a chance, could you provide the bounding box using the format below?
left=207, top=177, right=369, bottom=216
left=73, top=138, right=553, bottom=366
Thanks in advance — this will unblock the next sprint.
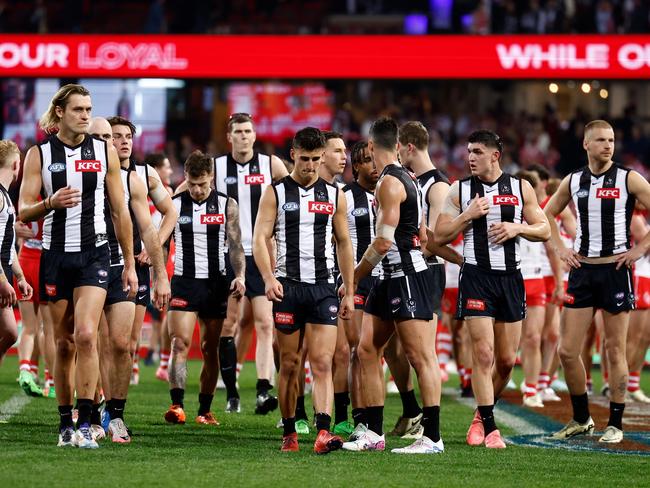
left=253, top=127, right=355, bottom=453
left=436, top=129, right=550, bottom=449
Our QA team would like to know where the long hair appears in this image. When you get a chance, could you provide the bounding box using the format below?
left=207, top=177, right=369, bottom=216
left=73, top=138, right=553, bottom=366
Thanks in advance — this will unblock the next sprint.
left=39, top=84, right=90, bottom=134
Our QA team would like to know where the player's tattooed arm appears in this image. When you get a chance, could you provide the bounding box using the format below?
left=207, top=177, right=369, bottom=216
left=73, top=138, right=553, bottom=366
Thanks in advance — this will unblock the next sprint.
left=226, top=198, right=245, bottom=280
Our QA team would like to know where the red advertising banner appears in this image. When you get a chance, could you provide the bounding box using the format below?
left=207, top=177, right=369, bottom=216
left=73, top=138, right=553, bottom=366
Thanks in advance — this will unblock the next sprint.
left=1, top=35, right=650, bottom=79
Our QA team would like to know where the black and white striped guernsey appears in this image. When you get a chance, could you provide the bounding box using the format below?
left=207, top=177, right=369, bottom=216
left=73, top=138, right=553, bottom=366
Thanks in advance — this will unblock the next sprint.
left=0, top=184, right=15, bottom=268
left=172, top=189, right=228, bottom=279
left=379, top=163, right=427, bottom=278
left=459, top=172, right=524, bottom=272
left=214, top=152, right=272, bottom=256
left=39, top=135, right=108, bottom=252
left=105, top=167, right=132, bottom=266
left=570, top=164, right=634, bottom=257
left=417, top=167, right=450, bottom=265
left=273, top=176, right=338, bottom=284
left=342, top=181, right=379, bottom=277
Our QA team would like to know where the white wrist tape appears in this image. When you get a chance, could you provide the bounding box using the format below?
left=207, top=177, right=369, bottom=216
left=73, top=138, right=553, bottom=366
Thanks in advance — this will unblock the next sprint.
left=362, top=245, right=386, bottom=267
left=150, top=184, right=168, bottom=205
left=376, top=223, right=396, bottom=243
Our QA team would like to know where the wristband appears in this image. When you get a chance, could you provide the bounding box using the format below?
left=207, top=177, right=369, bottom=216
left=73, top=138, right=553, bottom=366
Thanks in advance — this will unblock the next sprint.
left=361, top=245, right=386, bottom=267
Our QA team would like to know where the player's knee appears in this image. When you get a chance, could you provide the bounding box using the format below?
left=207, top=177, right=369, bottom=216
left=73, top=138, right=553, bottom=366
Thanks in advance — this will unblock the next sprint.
left=473, top=342, right=494, bottom=369
left=523, top=330, right=542, bottom=349
left=171, top=336, right=189, bottom=355
left=558, top=344, right=577, bottom=364
left=605, top=342, right=626, bottom=365
left=74, top=328, right=97, bottom=351
left=544, top=328, right=559, bottom=345
left=55, top=335, right=75, bottom=357
left=309, top=354, right=333, bottom=378
left=495, top=355, right=516, bottom=377
left=357, top=340, right=378, bottom=364
left=334, top=340, right=350, bottom=364
left=200, top=338, right=218, bottom=357
left=112, top=336, right=130, bottom=357
left=255, top=318, right=273, bottom=337
left=280, top=352, right=301, bottom=375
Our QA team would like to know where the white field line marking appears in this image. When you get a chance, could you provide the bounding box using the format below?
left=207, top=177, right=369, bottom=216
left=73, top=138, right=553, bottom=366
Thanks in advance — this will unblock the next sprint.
left=0, top=394, right=33, bottom=423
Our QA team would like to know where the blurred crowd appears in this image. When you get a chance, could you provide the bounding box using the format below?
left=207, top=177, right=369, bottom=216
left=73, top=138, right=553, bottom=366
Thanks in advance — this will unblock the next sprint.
left=2, top=0, right=648, bottom=35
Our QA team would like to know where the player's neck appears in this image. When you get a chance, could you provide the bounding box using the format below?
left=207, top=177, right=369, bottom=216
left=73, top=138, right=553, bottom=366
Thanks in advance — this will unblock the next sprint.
left=232, top=149, right=254, bottom=164
left=588, top=158, right=613, bottom=175
left=477, top=167, right=502, bottom=184
left=374, top=151, right=398, bottom=173
left=120, top=157, right=130, bottom=169
left=408, top=152, right=434, bottom=177
left=56, top=129, right=85, bottom=147
left=357, top=177, right=375, bottom=193
left=318, top=167, right=337, bottom=185
left=291, top=172, right=318, bottom=188
left=0, top=170, right=12, bottom=190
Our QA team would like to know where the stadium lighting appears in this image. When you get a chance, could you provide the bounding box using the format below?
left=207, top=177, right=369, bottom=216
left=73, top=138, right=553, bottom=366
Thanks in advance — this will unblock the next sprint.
left=548, top=83, right=559, bottom=93
left=581, top=83, right=591, bottom=93
left=600, top=88, right=609, bottom=99
left=137, top=79, right=185, bottom=89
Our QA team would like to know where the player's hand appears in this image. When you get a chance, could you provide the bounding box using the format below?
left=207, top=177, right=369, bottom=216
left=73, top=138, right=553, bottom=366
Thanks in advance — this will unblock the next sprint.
left=122, top=265, right=139, bottom=299
left=338, top=294, right=354, bottom=320
left=16, top=278, right=33, bottom=301
left=136, top=249, right=151, bottom=266
left=0, top=276, right=16, bottom=308
left=488, top=222, right=519, bottom=244
left=14, top=222, right=35, bottom=240
left=230, top=277, right=246, bottom=299
left=552, top=284, right=565, bottom=305
left=50, top=186, right=81, bottom=209
left=558, top=246, right=581, bottom=269
left=615, top=246, right=644, bottom=270
left=337, top=283, right=346, bottom=299
left=463, top=195, right=489, bottom=221
left=265, top=277, right=283, bottom=302
left=152, top=276, right=171, bottom=311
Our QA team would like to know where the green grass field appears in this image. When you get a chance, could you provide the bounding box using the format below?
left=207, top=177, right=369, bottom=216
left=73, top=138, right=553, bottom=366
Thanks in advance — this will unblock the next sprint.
left=0, top=356, right=648, bottom=488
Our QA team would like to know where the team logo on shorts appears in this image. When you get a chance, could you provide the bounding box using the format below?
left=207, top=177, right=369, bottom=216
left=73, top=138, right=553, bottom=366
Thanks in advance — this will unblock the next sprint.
left=466, top=298, right=485, bottom=311
left=48, top=163, right=66, bottom=173
left=406, top=298, right=417, bottom=312
left=139, top=285, right=148, bottom=292
left=282, top=202, right=299, bottom=212
left=178, top=215, right=192, bottom=224
left=391, top=297, right=401, bottom=306
left=275, top=312, right=294, bottom=325
left=45, top=284, right=57, bottom=296
left=224, top=176, right=238, bottom=185
left=170, top=298, right=188, bottom=308
left=329, top=305, right=338, bottom=314
left=351, top=207, right=369, bottom=217
left=98, top=269, right=108, bottom=278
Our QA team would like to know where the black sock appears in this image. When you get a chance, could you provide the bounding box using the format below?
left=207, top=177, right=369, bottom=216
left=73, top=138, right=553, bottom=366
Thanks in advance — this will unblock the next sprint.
left=399, top=389, right=422, bottom=418
left=422, top=406, right=441, bottom=442
left=256, top=379, right=272, bottom=395
left=366, top=405, right=384, bottom=435
left=570, top=393, right=590, bottom=424
left=76, top=398, right=93, bottom=427
left=295, top=395, right=308, bottom=421
left=105, top=399, right=115, bottom=420
left=478, top=404, right=497, bottom=435
left=219, top=337, right=239, bottom=399
left=315, top=412, right=332, bottom=432
left=198, top=393, right=214, bottom=415
left=58, top=405, right=74, bottom=430
left=334, top=391, right=350, bottom=424
left=170, top=388, right=185, bottom=408
left=112, top=398, right=126, bottom=420
left=283, top=417, right=296, bottom=436
left=91, top=403, right=102, bottom=425
left=352, top=408, right=367, bottom=427
left=608, top=401, right=625, bottom=430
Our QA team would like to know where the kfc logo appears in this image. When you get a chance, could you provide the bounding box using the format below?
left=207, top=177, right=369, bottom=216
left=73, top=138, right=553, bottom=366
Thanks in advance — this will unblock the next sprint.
left=244, top=174, right=265, bottom=185
left=466, top=299, right=486, bottom=311
left=596, top=188, right=620, bottom=199
left=200, top=214, right=225, bottom=225
left=493, top=195, right=519, bottom=205
left=308, top=201, right=334, bottom=214
left=275, top=312, right=294, bottom=325
left=75, top=160, right=101, bottom=172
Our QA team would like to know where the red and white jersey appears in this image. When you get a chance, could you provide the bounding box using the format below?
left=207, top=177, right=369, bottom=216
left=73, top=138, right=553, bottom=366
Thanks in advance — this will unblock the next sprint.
left=22, top=218, right=44, bottom=251
left=540, top=196, right=573, bottom=278
left=444, top=234, right=463, bottom=289
left=520, top=239, right=545, bottom=280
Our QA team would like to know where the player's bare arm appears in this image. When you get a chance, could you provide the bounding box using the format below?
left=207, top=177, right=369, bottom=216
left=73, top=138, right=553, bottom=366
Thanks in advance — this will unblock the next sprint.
left=544, top=175, right=581, bottom=268
left=559, top=205, right=577, bottom=240
left=128, top=172, right=170, bottom=309
left=11, top=249, right=32, bottom=302
left=226, top=197, right=246, bottom=299
left=354, top=175, right=404, bottom=284
left=271, top=155, right=289, bottom=182
left=615, top=171, right=650, bottom=269
left=252, top=185, right=282, bottom=302
left=434, top=181, right=489, bottom=245
left=18, top=146, right=81, bottom=223
left=489, top=179, right=550, bottom=244
left=424, top=181, right=462, bottom=264
left=147, top=168, right=178, bottom=245
left=105, top=144, right=138, bottom=297
left=332, top=189, right=354, bottom=320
